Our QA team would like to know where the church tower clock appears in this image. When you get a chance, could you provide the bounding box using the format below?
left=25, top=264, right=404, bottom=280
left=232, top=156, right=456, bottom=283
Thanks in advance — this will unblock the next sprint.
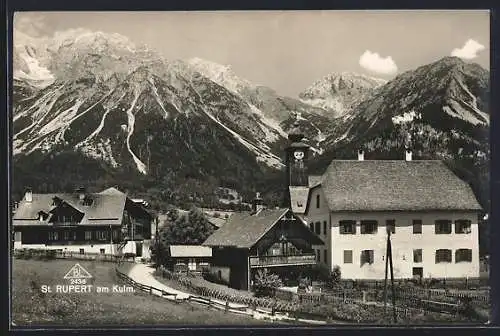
left=283, top=117, right=310, bottom=206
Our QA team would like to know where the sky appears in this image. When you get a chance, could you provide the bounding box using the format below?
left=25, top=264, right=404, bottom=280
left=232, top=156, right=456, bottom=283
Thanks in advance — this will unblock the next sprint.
left=14, top=10, right=490, bottom=97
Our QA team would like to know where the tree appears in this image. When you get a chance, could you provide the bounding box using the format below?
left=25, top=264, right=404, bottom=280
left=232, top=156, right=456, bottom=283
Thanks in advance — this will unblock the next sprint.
left=151, top=206, right=215, bottom=266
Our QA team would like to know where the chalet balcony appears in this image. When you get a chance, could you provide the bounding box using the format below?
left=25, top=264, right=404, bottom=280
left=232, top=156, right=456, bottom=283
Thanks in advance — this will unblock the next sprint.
left=51, top=222, right=80, bottom=227
left=249, top=253, right=317, bottom=268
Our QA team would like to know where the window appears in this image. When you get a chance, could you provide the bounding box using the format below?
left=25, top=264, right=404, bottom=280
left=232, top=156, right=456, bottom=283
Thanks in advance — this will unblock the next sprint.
left=309, top=223, right=314, bottom=232
left=315, top=222, right=321, bottom=235
left=435, top=220, right=452, bottom=234
left=79, top=248, right=85, bottom=255
left=112, top=230, right=119, bottom=240
left=455, top=220, right=472, bottom=234
left=63, top=231, right=69, bottom=240
left=361, top=220, right=378, bottom=234
left=413, top=219, right=422, bottom=234
left=316, top=194, right=320, bottom=208
left=72, top=231, right=77, bottom=240
left=386, top=219, right=396, bottom=234
left=48, top=231, right=58, bottom=240
left=97, top=231, right=108, bottom=241
left=100, top=248, right=105, bottom=254
left=323, top=221, right=327, bottom=235
left=435, top=249, right=452, bottom=263
left=339, top=220, right=356, bottom=234
left=413, top=249, right=423, bottom=263
left=455, top=249, right=472, bottom=263
left=343, top=250, right=353, bottom=264
left=361, top=250, right=374, bottom=265
left=412, top=267, right=423, bottom=279
left=323, top=250, right=328, bottom=264
left=85, top=231, right=92, bottom=240
left=316, top=249, right=321, bottom=262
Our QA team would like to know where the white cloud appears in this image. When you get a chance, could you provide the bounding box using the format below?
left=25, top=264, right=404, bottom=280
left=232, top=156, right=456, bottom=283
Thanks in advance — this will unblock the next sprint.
left=451, top=39, right=486, bottom=60
left=358, top=50, right=398, bottom=75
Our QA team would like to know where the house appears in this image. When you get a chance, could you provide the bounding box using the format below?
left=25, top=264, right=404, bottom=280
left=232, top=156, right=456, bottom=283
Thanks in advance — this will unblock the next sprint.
left=167, top=245, right=212, bottom=273
left=284, top=118, right=483, bottom=280
left=202, top=195, right=324, bottom=290
left=304, top=154, right=483, bottom=280
left=12, top=187, right=154, bottom=258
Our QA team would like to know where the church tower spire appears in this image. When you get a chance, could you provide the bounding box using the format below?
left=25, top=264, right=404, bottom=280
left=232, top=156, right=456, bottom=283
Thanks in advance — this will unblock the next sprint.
left=283, top=113, right=310, bottom=207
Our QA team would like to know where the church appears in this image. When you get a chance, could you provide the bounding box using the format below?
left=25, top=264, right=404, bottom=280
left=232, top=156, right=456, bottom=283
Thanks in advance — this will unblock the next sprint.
left=285, top=120, right=483, bottom=280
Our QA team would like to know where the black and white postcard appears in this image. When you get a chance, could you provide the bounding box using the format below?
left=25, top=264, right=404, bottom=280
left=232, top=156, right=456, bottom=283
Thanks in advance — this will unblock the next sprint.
left=10, top=10, right=491, bottom=327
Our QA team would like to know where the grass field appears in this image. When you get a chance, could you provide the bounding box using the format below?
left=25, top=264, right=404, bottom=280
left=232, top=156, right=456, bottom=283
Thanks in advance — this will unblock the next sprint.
left=11, top=259, right=279, bottom=327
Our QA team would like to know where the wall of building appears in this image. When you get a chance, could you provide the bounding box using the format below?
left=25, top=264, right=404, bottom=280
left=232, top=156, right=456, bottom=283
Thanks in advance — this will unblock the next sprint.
left=329, top=211, right=480, bottom=279
left=14, top=239, right=150, bottom=257
left=14, top=242, right=121, bottom=254
left=208, top=266, right=231, bottom=285
left=305, top=187, right=331, bottom=269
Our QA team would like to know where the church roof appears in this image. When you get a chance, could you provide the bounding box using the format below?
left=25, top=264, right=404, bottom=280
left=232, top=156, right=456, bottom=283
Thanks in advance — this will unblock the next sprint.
left=307, top=160, right=482, bottom=212
left=308, top=175, right=323, bottom=188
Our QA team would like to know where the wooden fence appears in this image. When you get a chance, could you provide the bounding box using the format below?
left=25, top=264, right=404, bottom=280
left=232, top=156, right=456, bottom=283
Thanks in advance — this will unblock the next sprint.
left=13, top=248, right=136, bottom=263
left=114, top=268, right=327, bottom=324
left=154, top=268, right=486, bottom=321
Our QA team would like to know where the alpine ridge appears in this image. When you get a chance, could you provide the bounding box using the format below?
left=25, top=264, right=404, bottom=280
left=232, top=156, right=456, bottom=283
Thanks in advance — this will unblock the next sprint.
left=12, top=29, right=489, bottom=220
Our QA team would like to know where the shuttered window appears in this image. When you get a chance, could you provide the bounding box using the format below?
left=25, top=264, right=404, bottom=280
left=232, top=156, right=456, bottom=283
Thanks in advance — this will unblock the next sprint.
left=361, top=250, right=374, bottom=265
left=455, top=249, right=472, bottom=262
left=343, top=250, right=353, bottom=264
left=339, top=220, right=356, bottom=234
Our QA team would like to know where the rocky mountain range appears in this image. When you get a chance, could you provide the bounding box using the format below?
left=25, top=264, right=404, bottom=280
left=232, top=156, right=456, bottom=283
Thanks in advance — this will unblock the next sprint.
left=11, top=29, right=490, bottom=223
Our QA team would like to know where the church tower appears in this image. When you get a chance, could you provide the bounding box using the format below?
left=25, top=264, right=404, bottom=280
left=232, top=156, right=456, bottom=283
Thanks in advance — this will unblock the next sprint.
left=283, top=117, right=310, bottom=207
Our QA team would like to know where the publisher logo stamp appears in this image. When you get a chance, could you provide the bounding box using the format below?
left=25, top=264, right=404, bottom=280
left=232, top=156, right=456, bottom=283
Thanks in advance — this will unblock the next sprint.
left=63, top=263, right=92, bottom=285
left=40, top=263, right=134, bottom=294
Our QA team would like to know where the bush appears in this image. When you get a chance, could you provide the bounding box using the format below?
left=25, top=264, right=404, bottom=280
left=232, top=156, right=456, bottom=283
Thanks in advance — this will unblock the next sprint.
left=253, top=268, right=283, bottom=298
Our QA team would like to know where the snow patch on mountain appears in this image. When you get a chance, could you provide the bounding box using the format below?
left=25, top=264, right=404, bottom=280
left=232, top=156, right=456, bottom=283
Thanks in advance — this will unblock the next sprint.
left=187, top=57, right=254, bottom=95
left=125, top=91, right=147, bottom=174
left=14, top=51, right=55, bottom=87
left=249, top=104, right=287, bottom=142
left=78, top=139, right=119, bottom=168
left=148, top=78, right=169, bottom=119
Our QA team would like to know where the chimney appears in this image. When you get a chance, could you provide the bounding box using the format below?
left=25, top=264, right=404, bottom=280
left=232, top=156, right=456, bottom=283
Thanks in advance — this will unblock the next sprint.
left=405, top=149, right=412, bottom=161
left=252, top=192, right=265, bottom=214
left=76, top=186, right=86, bottom=200
left=357, top=149, right=364, bottom=161
left=25, top=187, right=33, bottom=203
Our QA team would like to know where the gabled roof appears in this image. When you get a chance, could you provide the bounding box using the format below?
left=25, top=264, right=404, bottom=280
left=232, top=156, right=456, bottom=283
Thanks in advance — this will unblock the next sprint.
left=289, top=186, right=309, bottom=214
left=307, top=160, right=482, bottom=212
left=203, top=208, right=288, bottom=248
left=13, top=188, right=132, bottom=226
left=202, top=208, right=324, bottom=248
left=308, top=175, right=323, bottom=188
left=206, top=216, right=227, bottom=229
left=170, top=245, right=212, bottom=258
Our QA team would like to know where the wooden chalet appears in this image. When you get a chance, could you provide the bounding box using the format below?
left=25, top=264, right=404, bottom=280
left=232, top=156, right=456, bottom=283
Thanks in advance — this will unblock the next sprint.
left=202, top=196, right=324, bottom=290
left=12, top=187, right=154, bottom=257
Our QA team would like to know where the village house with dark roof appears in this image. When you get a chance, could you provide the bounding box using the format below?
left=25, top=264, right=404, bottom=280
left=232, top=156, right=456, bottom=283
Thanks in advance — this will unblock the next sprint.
left=203, top=195, right=324, bottom=290
left=305, top=152, right=483, bottom=280
left=12, top=187, right=154, bottom=258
